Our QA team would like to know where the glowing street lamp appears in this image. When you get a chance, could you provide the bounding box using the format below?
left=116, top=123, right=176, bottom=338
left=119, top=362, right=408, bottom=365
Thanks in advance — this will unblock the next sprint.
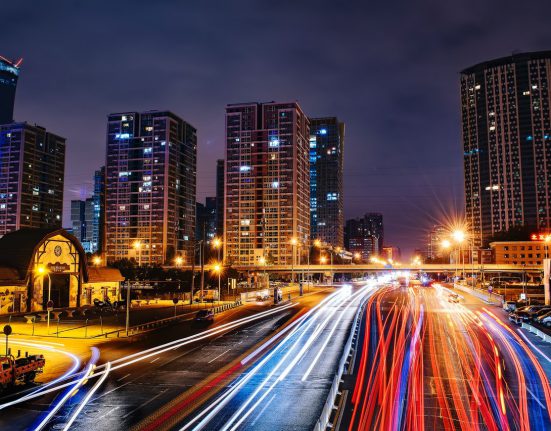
left=452, top=230, right=465, bottom=243
left=174, top=256, right=184, bottom=267
left=92, top=256, right=102, bottom=267
left=212, top=262, right=222, bottom=304
left=441, top=239, right=451, bottom=249
left=320, top=256, right=328, bottom=265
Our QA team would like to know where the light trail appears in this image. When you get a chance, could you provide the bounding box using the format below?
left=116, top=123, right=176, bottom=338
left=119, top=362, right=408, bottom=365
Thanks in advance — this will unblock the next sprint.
left=176, top=285, right=373, bottom=431
left=32, top=347, right=100, bottom=431
left=61, top=361, right=112, bottom=431
left=0, top=302, right=296, bottom=410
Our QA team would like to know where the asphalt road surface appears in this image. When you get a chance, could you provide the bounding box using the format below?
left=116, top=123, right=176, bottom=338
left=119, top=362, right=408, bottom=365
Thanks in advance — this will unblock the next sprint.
left=0, top=287, right=363, bottom=431
left=340, top=282, right=551, bottom=431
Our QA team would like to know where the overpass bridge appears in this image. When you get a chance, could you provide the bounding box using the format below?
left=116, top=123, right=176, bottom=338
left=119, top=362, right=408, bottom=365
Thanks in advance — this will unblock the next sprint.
left=174, top=263, right=542, bottom=274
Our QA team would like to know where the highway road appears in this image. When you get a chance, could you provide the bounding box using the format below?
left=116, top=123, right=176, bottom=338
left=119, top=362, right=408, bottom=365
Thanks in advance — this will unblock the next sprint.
left=0, top=287, right=361, bottom=431
left=138, top=283, right=375, bottom=431
left=340, top=283, right=551, bottom=431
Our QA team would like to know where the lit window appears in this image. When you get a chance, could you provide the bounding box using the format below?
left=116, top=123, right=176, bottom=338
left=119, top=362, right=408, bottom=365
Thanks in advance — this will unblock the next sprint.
left=240, top=165, right=251, bottom=172
left=271, top=181, right=279, bottom=188
left=319, top=129, right=327, bottom=135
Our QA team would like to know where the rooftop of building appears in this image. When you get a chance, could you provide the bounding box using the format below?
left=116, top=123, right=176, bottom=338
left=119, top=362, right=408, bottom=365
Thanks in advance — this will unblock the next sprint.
left=461, top=50, right=551, bottom=74
left=0, top=55, right=22, bottom=69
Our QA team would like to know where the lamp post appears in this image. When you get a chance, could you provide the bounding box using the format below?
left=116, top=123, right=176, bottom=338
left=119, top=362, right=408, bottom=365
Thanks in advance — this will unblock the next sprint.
left=213, top=263, right=221, bottom=305
left=37, top=266, right=52, bottom=334
left=290, top=237, right=298, bottom=284
left=174, top=256, right=184, bottom=267
left=93, top=256, right=102, bottom=267
left=133, top=240, right=142, bottom=267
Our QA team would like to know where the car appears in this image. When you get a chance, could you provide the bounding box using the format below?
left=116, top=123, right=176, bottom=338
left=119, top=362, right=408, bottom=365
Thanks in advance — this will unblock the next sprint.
left=256, top=293, right=270, bottom=301
left=534, top=310, right=551, bottom=324
left=448, top=293, right=460, bottom=303
left=503, top=301, right=518, bottom=312
left=510, top=305, right=551, bottom=324
left=538, top=312, right=551, bottom=328
left=194, top=309, right=214, bottom=323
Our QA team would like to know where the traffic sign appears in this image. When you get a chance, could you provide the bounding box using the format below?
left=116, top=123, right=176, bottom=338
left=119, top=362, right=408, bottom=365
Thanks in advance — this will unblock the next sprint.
left=172, top=298, right=179, bottom=305
left=3, top=325, right=12, bottom=336
left=47, top=300, right=54, bottom=311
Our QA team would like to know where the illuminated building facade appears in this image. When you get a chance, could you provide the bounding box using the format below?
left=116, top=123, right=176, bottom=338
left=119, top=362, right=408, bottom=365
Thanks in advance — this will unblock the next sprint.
left=105, top=111, right=197, bottom=264
left=309, top=117, right=344, bottom=248
left=0, top=123, right=65, bottom=234
left=461, top=51, right=551, bottom=246
left=224, top=102, right=310, bottom=265
left=344, top=213, right=384, bottom=261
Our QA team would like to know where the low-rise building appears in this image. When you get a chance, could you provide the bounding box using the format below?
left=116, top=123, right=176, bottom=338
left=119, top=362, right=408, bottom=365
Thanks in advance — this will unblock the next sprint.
left=0, top=228, right=124, bottom=314
left=490, top=241, right=548, bottom=266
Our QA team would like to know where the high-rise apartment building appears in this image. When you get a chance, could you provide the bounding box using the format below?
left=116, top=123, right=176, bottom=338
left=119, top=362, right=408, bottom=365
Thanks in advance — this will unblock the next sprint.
left=0, top=123, right=65, bottom=234
left=0, top=55, right=22, bottom=125
left=309, top=117, right=344, bottom=248
left=427, top=225, right=446, bottom=260
left=216, top=159, right=225, bottom=237
left=461, top=51, right=551, bottom=246
left=344, top=213, right=384, bottom=261
left=196, top=197, right=217, bottom=243
left=105, top=111, right=197, bottom=265
left=225, top=102, right=310, bottom=265
left=70, top=167, right=105, bottom=254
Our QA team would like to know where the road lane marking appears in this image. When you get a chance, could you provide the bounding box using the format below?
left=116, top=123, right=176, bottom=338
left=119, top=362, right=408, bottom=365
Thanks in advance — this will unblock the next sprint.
left=95, top=406, right=119, bottom=421
left=527, top=387, right=547, bottom=409
left=150, top=357, right=160, bottom=363
left=117, top=374, right=131, bottom=382
left=91, top=381, right=132, bottom=402
left=122, top=389, right=167, bottom=419
left=208, top=349, right=231, bottom=363
left=517, top=329, right=551, bottom=363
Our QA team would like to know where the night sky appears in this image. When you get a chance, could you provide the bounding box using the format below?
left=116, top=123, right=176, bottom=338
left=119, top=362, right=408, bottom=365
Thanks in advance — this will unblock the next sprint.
left=3, top=0, right=551, bottom=257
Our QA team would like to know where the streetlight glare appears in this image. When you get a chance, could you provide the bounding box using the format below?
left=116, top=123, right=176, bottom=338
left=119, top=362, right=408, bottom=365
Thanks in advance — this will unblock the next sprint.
left=133, top=240, right=142, bottom=249
left=452, top=230, right=465, bottom=243
left=213, top=238, right=222, bottom=248
left=37, top=265, right=47, bottom=274
left=441, top=239, right=451, bottom=249
left=290, top=237, right=298, bottom=245
left=174, top=256, right=184, bottom=266
left=93, top=256, right=102, bottom=266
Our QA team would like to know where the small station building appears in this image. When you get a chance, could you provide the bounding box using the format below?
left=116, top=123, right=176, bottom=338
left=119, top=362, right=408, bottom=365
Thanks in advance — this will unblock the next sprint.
left=0, top=228, right=124, bottom=314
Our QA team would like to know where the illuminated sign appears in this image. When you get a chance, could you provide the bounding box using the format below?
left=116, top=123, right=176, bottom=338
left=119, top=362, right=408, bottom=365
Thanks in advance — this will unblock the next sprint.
left=530, top=233, right=551, bottom=241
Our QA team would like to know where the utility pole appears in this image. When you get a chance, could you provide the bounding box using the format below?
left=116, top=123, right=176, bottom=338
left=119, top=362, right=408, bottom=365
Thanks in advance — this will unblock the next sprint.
left=190, top=239, right=196, bottom=305
left=200, top=222, right=206, bottom=302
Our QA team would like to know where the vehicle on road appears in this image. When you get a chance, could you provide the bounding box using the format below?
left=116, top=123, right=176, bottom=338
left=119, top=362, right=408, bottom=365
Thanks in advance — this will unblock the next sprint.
left=448, top=293, right=460, bottom=303
left=194, top=309, right=214, bottom=323
left=0, top=354, right=45, bottom=391
left=256, top=293, right=270, bottom=301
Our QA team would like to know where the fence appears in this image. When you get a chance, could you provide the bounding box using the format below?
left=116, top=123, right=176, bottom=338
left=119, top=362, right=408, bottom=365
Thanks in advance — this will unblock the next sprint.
left=314, top=297, right=366, bottom=431
left=100, top=300, right=242, bottom=338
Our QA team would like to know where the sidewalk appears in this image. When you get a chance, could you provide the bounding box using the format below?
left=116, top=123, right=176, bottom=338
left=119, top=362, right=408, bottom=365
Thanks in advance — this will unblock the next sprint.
left=1, top=301, right=238, bottom=339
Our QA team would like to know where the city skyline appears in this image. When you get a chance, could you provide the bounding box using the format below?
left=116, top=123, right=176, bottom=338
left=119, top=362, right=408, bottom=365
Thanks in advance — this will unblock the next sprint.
left=3, top=1, right=551, bottom=255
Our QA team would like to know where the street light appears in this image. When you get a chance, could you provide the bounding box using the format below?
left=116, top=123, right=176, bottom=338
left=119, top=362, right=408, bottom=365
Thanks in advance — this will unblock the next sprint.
left=37, top=266, right=52, bottom=334
left=290, top=237, right=298, bottom=284
left=212, top=237, right=222, bottom=263
left=174, top=256, right=184, bottom=267
left=133, top=240, right=142, bottom=266
left=213, top=263, right=222, bottom=304
left=320, top=256, right=327, bottom=264
left=92, top=256, right=102, bottom=267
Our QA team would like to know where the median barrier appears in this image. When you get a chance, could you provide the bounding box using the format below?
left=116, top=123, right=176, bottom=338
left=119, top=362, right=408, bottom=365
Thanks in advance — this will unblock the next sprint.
left=315, top=296, right=366, bottom=431
left=521, top=322, right=551, bottom=343
left=453, top=283, right=503, bottom=305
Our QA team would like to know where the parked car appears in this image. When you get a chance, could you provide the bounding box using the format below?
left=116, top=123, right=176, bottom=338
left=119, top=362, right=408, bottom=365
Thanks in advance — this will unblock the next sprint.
left=509, top=305, right=551, bottom=324
left=194, top=309, right=214, bottom=323
left=536, top=311, right=551, bottom=327
left=534, top=310, right=551, bottom=325
left=503, top=301, right=518, bottom=312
